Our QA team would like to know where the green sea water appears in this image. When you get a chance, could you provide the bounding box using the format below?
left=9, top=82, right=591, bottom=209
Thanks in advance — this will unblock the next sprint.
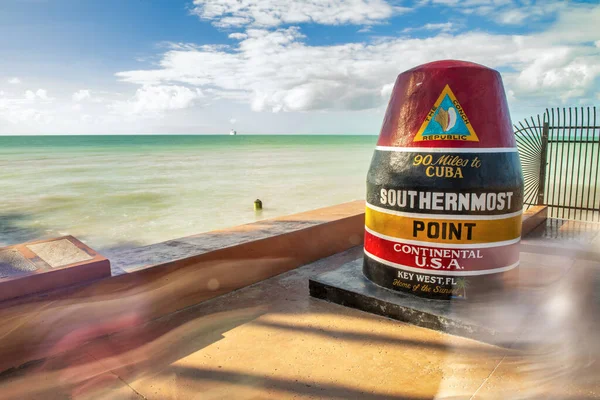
left=0, top=135, right=377, bottom=253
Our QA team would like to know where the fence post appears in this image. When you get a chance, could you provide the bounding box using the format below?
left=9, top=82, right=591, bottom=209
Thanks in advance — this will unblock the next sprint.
left=537, top=122, right=549, bottom=205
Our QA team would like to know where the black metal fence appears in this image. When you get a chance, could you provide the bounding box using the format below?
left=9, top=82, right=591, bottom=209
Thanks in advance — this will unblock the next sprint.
left=514, top=107, right=600, bottom=222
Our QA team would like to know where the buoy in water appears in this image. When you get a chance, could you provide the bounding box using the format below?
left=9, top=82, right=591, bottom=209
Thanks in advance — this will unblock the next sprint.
left=254, top=199, right=263, bottom=211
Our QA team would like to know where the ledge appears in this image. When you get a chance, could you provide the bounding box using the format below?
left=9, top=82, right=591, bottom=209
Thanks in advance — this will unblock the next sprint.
left=107, top=201, right=365, bottom=275
left=521, top=205, right=548, bottom=236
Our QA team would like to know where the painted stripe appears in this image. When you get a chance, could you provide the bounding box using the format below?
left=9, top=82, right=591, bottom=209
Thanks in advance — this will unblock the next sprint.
left=365, top=207, right=522, bottom=244
left=375, top=146, right=518, bottom=153
left=365, top=226, right=521, bottom=249
left=364, top=249, right=520, bottom=276
left=366, top=202, right=523, bottom=221
left=364, top=230, right=520, bottom=272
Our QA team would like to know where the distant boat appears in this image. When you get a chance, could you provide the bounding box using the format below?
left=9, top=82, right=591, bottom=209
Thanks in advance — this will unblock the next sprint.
left=229, top=129, right=237, bottom=136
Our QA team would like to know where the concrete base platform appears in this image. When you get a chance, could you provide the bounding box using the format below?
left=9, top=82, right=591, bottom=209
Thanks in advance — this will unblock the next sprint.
left=310, top=258, right=536, bottom=345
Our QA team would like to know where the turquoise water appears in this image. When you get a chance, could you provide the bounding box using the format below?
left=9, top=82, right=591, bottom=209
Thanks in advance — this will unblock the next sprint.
left=0, top=135, right=376, bottom=252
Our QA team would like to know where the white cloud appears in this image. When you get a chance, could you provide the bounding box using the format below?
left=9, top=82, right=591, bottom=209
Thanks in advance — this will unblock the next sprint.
left=428, top=0, right=566, bottom=25
left=424, top=22, right=455, bottom=32
left=7, top=77, right=21, bottom=85
left=229, top=117, right=237, bottom=124
left=190, top=0, right=405, bottom=28
left=515, top=54, right=600, bottom=101
left=429, top=0, right=512, bottom=8
left=496, top=2, right=565, bottom=25
left=539, top=4, right=600, bottom=44
left=111, top=85, right=204, bottom=116
left=403, top=22, right=456, bottom=33
left=228, top=32, right=248, bottom=40
left=380, top=83, right=394, bottom=98
left=497, top=8, right=528, bottom=24
left=72, top=89, right=92, bottom=102
left=36, top=89, right=50, bottom=100
left=24, top=89, right=51, bottom=101
left=0, top=90, right=54, bottom=126
left=116, top=3, right=600, bottom=114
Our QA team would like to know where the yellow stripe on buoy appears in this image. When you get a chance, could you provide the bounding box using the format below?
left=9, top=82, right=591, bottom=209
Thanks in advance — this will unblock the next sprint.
left=365, top=207, right=521, bottom=245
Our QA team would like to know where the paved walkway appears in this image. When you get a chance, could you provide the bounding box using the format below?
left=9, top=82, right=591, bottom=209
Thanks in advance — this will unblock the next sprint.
left=0, top=222, right=599, bottom=399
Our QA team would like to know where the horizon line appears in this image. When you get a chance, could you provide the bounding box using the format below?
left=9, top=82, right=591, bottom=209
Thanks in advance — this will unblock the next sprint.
left=0, top=133, right=380, bottom=137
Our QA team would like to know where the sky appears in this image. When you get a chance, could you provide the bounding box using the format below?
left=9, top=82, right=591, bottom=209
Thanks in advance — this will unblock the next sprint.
left=0, top=0, right=599, bottom=135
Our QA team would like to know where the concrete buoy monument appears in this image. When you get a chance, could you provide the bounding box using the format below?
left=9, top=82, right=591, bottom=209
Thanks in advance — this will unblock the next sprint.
left=310, top=60, right=526, bottom=337
left=363, top=60, right=523, bottom=300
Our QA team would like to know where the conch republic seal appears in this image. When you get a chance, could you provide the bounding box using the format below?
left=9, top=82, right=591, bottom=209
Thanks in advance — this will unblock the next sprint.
left=364, top=60, right=524, bottom=300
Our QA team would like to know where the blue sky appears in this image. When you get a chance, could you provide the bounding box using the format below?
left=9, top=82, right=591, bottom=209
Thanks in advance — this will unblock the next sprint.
left=1, top=0, right=599, bottom=134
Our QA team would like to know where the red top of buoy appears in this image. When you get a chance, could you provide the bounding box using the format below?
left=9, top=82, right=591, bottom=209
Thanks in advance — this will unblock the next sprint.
left=377, top=60, right=515, bottom=149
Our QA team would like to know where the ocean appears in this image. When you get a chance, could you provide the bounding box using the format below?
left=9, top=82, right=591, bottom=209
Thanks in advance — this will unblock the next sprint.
left=0, top=135, right=377, bottom=253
